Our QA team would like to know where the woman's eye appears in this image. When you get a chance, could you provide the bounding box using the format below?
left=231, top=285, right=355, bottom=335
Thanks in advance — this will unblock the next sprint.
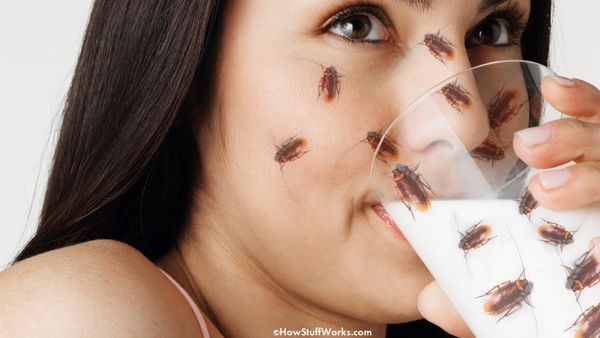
left=328, top=12, right=392, bottom=43
left=467, top=17, right=512, bottom=46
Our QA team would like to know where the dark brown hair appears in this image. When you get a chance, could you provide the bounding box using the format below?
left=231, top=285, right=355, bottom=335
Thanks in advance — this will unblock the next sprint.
left=12, top=0, right=552, bottom=268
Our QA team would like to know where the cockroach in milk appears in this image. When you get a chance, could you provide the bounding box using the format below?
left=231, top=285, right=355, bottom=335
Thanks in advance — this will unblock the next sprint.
left=363, top=131, right=400, bottom=165
left=418, top=30, right=455, bottom=65
left=318, top=65, right=342, bottom=104
left=477, top=269, right=534, bottom=323
left=537, top=219, right=575, bottom=248
left=488, top=85, right=528, bottom=132
left=471, top=138, right=507, bottom=165
left=274, top=136, right=309, bottom=171
left=439, top=80, right=472, bottom=113
left=390, top=163, right=435, bottom=220
left=565, top=303, right=600, bottom=338
left=564, top=247, right=600, bottom=301
left=518, top=188, right=539, bottom=219
left=457, top=220, right=497, bottom=257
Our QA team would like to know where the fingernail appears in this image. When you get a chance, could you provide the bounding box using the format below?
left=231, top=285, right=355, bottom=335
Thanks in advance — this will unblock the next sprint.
left=551, top=75, right=576, bottom=87
left=515, top=125, right=551, bottom=148
left=538, top=168, right=571, bottom=190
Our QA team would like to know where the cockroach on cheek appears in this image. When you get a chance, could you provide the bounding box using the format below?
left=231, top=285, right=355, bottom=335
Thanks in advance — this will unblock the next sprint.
left=418, top=30, right=455, bottom=65
left=439, top=81, right=472, bottom=113
left=537, top=218, right=575, bottom=248
left=274, top=136, right=309, bottom=171
left=363, top=131, right=400, bottom=165
left=488, top=86, right=528, bottom=131
left=564, top=247, right=600, bottom=299
left=565, top=303, right=600, bottom=338
left=318, top=65, right=342, bottom=104
left=458, top=221, right=496, bottom=257
left=390, top=163, right=435, bottom=219
left=518, top=188, right=539, bottom=218
left=476, top=270, right=534, bottom=322
left=471, top=138, right=507, bottom=164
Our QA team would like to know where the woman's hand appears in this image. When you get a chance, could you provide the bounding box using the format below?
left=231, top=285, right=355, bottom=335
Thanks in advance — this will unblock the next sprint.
left=417, top=75, right=600, bottom=337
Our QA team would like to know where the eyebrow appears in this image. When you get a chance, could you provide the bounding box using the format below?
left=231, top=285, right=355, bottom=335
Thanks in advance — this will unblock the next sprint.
left=401, top=0, right=511, bottom=13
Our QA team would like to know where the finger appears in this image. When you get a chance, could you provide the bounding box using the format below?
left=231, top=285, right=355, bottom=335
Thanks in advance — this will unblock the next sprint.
left=527, top=162, right=600, bottom=210
left=541, top=76, right=600, bottom=123
left=590, top=238, right=600, bottom=264
left=417, top=281, right=474, bottom=338
left=513, top=118, right=600, bottom=168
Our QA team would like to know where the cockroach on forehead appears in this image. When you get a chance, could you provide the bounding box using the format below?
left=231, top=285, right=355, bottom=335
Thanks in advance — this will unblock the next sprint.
left=318, top=65, right=342, bottom=104
left=274, top=136, right=309, bottom=171
left=457, top=220, right=497, bottom=257
left=565, top=303, right=600, bottom=338
left=389, top=163, right=435, bottom=220
left=488, top=85, right=528, bottom=131
left=518, top=188, right=539, bottom=219
left=418, top=30, right=455, bottom=65
left=363, top=131, right=400, bottom=165
left=439, top=80, right=472, bottom=113
left=471, top=138, right=507, bottom=165
left=476, top=270, right=534, bottom=323
left=564, top=246, right=600, bottom=300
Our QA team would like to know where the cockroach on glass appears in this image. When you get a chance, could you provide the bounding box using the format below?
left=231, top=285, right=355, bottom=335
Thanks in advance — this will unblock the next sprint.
left=390, top=163, right=435, bottom=219
left=458, top=221, right=496, bottom=257
left=274, top=136, right=309, bottom=170
left=565, top=303, right=600, bottom=338
left=318, top=65, right=342, bottom=104
left=564, top=247, right=600, bottom=300
left=488, top=85, right=528, bottom=131
left=363, top=131, right=400, bottom=165
left=439, top=81, right=472, bottom=113
left=518, top=188, right=539, bottom=218
left=471, top=139, right=507, bottom=164
left=418, top=30, right=455, bottom=65
left=476, top=270, right=534, bottom=323
left=536, top=218, right=577, bottom=249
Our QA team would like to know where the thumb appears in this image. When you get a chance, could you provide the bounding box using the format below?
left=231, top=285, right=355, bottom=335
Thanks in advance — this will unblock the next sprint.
left=417, top=281, right=475, bottom=338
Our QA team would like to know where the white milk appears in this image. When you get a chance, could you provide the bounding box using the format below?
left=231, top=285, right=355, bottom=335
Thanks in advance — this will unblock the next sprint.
left=385, top=200, right=600, bottom=338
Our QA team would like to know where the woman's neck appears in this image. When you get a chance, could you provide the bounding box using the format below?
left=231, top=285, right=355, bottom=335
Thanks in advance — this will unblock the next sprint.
left=157, top=223, right=387, bottom=338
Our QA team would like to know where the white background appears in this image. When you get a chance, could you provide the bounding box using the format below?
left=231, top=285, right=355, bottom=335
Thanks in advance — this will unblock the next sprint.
left=1, top=1, right=600, bottom=268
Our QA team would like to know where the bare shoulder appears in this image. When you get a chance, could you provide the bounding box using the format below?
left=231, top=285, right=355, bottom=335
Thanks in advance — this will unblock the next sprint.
left=0, top=239, right=202, bottom=338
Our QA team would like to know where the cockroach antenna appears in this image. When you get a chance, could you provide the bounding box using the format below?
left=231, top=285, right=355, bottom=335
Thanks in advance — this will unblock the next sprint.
left=505, top=221, right=539, bottom=335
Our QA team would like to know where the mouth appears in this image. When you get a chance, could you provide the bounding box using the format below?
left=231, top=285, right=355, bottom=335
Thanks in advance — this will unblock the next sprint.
left=372, top=203, right=407, bottom=242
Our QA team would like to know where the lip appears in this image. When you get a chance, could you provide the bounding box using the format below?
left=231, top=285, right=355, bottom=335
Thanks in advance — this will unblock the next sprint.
left=372, top=203, right=407, bottom=242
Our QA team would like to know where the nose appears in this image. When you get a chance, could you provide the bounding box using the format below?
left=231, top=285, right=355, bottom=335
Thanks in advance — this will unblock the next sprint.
left=389, top=37, right=490, bottom=159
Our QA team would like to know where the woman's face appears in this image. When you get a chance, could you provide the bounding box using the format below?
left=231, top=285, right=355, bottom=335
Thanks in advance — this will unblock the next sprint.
left=197, top=0, right=531, bottom=324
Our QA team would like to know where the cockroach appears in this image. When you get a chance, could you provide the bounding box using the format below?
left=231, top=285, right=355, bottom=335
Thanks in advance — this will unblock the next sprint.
left=488, top=85, right=528, bottom=131
left=318, top=65, right=342, bottom=104
left=439, top=81, right=472, bottom=113
left=564, top=247, right=600, bottom=299
left=477, top=270, right=534, bottom=322
left=419, top=30, right=455, bottom=65
left=390, top=163, right=435, bottom=219
left=458, top=220, right=496, bottom=257
left=518, top=188, right=539, bottom=218
left=565, top=303, right=600, bottom=338
left=274, top=136, right=309, bottom=170
left=363, top=131, right=400, bottom=165
left=537, top=219, right=574, bottom=247
left=471, top=138, right=507, bottom=164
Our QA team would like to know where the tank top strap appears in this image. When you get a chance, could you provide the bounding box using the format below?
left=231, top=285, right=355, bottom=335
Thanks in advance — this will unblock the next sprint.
left=157, top=267, right=211, bottom=338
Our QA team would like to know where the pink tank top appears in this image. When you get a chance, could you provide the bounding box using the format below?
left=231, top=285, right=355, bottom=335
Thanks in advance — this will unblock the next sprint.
left=157, top=267, right=211, bottom=338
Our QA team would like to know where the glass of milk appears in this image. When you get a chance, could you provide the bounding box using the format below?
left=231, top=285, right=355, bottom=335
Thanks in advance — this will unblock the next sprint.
left=370, top=60, right=600, bottom=338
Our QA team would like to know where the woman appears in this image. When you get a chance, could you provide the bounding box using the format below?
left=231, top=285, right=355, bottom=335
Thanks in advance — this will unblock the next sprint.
left=1, top=0, right=599, bottom=337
